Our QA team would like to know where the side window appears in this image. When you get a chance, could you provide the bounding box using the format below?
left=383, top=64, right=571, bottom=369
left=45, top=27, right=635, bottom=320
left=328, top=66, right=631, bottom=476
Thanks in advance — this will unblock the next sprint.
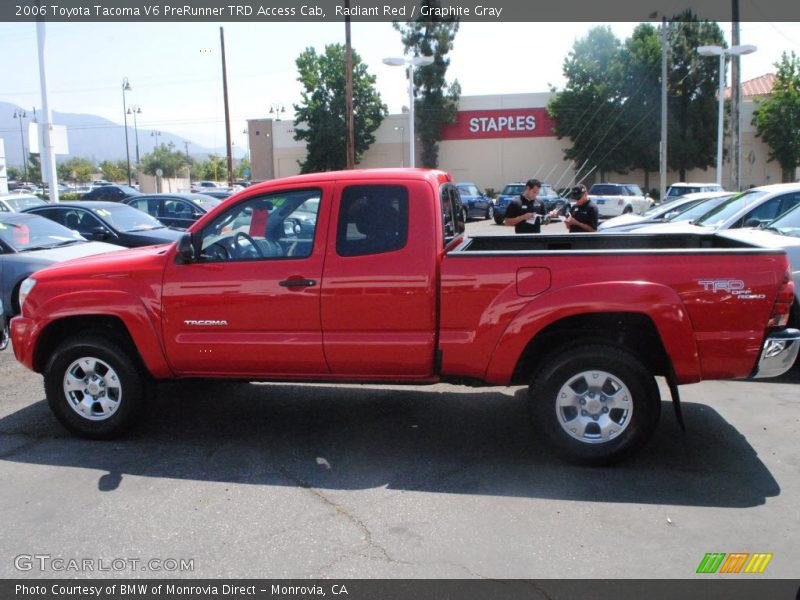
left=128, top=198, right=151, bottom=214
left=778, top=193, right=800, bottom=217
left=198, top=189, right=320, bottom=262
left=744, top=198, right=784, bottom=225
left=440, top=184, right=465, bottom=246
left=337, top=185, right=409, bottom=257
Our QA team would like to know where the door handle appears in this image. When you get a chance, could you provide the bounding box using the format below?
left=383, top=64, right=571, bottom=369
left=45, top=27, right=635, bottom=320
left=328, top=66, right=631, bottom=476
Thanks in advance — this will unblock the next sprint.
left=279, top=278, right=317, bottom=288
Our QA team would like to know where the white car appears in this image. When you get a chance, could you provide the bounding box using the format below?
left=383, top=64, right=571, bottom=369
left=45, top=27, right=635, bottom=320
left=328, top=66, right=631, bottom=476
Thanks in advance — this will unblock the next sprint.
left=719, top=203, right=800, bottom=328
left=634, top=183, right=800, bottom=235
left=588, top=183, right=651, bottom=218
left=598, top=191, right=730, bottom=231
left=0, top=193, right=48, bottom=213
left=664, top=182, right=725, bottom=201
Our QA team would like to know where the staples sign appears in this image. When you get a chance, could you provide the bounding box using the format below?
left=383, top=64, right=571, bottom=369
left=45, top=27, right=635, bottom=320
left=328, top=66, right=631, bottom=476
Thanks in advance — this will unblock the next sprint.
left=440, top=108, right=556, bottom=140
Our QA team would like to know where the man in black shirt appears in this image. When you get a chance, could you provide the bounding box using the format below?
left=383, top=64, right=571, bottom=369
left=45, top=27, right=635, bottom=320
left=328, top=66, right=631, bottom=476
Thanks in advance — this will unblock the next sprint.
left=564, top=184, right=598, bottom=232
left=504, top=179, right=552, bottom=233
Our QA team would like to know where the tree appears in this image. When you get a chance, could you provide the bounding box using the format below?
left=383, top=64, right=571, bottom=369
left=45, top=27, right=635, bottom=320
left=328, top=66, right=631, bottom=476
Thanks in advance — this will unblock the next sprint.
left=752, top=51, right=800, bottom=182
left=394, top=2, right=461, bottom=168
left=192, top=154, right=225, bottom=181
left=666, top=13, right=726, bottom=180
left=6, top=166, right=23, bottom=181
left=234, top=158, right=252, bottom=180
left=294, top=43, right=387, bottom=173
left=27, top=154, right=42, bottom=185
left=57, top=157, right=94, bottom=184
left=140, top=143, right=189, bottom=178
left=98, top=160, right=129, bottom=183
left=547, top=26, right=630, bottom=181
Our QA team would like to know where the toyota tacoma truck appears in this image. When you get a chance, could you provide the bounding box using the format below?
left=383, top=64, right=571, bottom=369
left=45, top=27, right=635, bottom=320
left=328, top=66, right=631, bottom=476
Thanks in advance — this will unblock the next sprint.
left=9, top=169, right=800, bottom=465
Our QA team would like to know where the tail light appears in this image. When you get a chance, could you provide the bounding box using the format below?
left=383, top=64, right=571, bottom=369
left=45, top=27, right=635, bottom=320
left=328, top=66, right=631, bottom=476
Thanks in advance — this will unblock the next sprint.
left=767, top=268, right=795, bottom=328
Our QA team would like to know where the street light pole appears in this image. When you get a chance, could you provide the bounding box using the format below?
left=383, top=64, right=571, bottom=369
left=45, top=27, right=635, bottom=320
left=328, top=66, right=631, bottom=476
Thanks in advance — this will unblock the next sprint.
left=394, top=125, right=405, bottom=167
left=12, top=110, right=28, bottom=182
left=383, top=55, right=434, bottom=168
left=127, top=105, right=141, bottom=166
left=122, top=77, right=132, bottom=186
left=697, top=44, right=757, bottom=188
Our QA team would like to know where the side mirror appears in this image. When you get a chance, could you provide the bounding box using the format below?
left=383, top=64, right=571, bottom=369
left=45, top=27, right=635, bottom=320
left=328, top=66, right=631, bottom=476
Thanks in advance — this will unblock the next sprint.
left=176, top=233, right=196, bottom=264
left=91, top=226, right=110, bottom=240
left=744, top=218, right=761, bottom=228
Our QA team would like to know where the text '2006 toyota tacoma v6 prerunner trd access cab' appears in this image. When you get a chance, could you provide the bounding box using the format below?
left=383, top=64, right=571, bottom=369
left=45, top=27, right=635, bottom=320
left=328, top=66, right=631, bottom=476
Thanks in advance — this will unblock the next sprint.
left=9, top=169, right=800, bottom=465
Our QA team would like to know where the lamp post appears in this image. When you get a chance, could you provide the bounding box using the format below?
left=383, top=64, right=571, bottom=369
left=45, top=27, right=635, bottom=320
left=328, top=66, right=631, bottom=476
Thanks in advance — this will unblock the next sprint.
left=12, top=109, right=28, bottom=182
left=394, top=125, right=405, bottom=167
left=121, top=77, right=132, bottom=185
left=382, top=55, right=434, bottom=168
left=697, top=44, right=757, bottom=187
left=127, top=105, right=142, bottom=166
left=151, top=130, right=162, bottom=151
left=269, top=103, right=286, bottom=121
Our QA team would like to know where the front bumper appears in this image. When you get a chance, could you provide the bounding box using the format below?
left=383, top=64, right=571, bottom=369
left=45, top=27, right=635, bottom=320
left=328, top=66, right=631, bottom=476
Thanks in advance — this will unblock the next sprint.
left=752, top=328, right=800, bottom=379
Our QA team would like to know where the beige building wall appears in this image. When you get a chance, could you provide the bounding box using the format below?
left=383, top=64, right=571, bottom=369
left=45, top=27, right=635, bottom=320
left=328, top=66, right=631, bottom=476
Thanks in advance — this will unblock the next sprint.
left=251, top=91, right=795, bottom=193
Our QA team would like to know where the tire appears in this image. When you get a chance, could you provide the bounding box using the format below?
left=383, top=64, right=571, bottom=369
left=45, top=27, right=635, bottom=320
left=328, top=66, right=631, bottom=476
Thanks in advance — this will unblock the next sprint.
left=622, top=205, right=633, bottom=214
left=485, top=204, right=495, bottom=221
left=494, top=213, right=505, bottom=225
left=528, top=344, right=660, bottom=466
left=44, top=335, right=147, bottom=439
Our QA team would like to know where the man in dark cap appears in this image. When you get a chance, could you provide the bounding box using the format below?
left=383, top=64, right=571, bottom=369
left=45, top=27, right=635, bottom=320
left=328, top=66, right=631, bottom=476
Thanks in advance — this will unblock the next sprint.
left=503, top=178, right=552, bottom=233
left=564, top=184, right=598, bottom=232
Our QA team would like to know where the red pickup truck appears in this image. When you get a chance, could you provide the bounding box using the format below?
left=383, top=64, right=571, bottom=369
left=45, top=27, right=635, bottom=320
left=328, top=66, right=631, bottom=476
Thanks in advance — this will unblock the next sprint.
left=9, top=169, right=800, bottom=465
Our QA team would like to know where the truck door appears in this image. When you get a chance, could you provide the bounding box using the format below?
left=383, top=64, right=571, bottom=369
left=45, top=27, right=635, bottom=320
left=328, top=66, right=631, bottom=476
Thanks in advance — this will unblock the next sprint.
left=161, top=185, right=330, bottom=376
left=321, top=181, right=439, bottom=378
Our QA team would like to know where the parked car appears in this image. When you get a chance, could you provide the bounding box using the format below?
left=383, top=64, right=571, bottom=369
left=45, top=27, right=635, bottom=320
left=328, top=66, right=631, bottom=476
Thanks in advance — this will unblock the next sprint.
left=664, top=182, right=725, bottom=201
left=636, top=183, right=800, bottom=235
left=91, top=179, right=111, bottom=187
left=0, top=211, right=122, bottom=349
left=588, top=183, right=652, bottom=218
left=492, top=182, right=563, bottom=224
left=125, top=193, right=225, bottom=230
left=24, top=201, right=185, bottom=248
left=9, top=168, right=798, bottom=467
left=598, top=191, right=731, bottom=231
left=0, top=193, right=48, bottom=213
left=456, top=182, right=494, bottom=220
left=195, top=189, right=233, bottom=201
left=191, top=181, right=223, bottom=193
left=81, top=184, right=141, bottom=203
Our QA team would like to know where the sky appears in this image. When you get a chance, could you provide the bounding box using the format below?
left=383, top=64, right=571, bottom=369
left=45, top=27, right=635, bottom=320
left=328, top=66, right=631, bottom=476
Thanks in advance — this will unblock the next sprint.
left=1, top=20, right=799, bottom=155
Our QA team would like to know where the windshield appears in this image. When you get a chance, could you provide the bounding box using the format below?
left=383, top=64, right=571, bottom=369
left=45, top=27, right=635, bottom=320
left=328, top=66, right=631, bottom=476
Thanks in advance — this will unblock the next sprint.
left=457, top=185, right=480, bottom=196
left=93, top=205, right=165, bottom=232
left=5, top=196, right=47, bottom=211
left=188, top=195, right=223, bottom=210
left=0, top=215, right=85, bottom=251
left=668, top=195, right=735, bottom=223
left=589, top=184, right=622, bottom=195
left=501, top=185, right=525, bottom=196
left=766, top=203, right=800, bottom=237
left=642, top=197, right=692, bottom=218
left=693, top=191, right=769, bottom=227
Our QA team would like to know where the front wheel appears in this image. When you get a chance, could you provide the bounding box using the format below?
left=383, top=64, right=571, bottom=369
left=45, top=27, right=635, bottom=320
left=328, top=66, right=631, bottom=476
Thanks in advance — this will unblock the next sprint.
left=485, top=204, right=495, bottom=221
left=529, top=344, right=660, bottom=465
left=44, top=335, right=147, bottom=439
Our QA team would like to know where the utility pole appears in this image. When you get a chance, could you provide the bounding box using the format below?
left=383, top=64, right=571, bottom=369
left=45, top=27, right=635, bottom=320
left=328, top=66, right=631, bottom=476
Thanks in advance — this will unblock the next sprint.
left=344, top=0, right=355, bottom=169
left=731, top=0, right=741, bottom=191
left=659, top=17, right=668, bottom=202
left=220, top=27, right=234, bottom=187
left=184, top=141, right=191, bottom=189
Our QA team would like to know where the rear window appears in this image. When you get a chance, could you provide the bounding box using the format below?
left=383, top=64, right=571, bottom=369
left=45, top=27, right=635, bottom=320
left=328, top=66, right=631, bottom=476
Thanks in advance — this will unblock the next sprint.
left=337, top=185, right=409, bottom=257
left=501, top=185, right=525, bottom=196
left=589, top=184, right=623, bottom=196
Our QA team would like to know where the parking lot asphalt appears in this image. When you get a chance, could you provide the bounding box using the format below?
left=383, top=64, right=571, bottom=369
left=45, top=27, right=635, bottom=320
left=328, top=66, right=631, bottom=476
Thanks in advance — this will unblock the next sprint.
left=0, top=221, right=798, bottom=579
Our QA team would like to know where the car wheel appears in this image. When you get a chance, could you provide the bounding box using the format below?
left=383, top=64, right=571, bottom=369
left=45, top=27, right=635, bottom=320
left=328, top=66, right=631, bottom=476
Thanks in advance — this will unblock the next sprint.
left=44, top=335, right=148, bottom=439
left=0, top=317, right=8, bottom=351
left=486, top=204, right=494, bottom=221
left=528, top=344, right=660, bottom=466
left=622, top=205, right=633, bottom=214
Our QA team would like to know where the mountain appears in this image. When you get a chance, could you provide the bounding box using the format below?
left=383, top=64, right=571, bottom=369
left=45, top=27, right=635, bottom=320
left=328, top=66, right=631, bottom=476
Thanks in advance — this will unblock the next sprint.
left=0, top=102, right=243, bottom=169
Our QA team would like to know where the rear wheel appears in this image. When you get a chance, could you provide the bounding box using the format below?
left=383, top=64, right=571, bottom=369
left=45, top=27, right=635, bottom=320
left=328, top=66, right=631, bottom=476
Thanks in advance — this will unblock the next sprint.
left=529, top=344, right=660, bottom=465
left=485, top=204, right=495, bottom=221
left=44, top=335, right=147, bottom=439
left=622, top=205, right=633, bottom=214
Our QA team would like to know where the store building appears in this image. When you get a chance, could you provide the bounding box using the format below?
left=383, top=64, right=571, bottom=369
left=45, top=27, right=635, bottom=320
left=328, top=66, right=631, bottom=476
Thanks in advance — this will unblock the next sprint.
left=247, top=75, right=796, bottom=194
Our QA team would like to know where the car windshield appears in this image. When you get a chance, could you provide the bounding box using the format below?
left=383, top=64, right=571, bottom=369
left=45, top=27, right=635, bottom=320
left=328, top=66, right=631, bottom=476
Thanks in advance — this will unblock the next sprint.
left=693, top=191, right=769, bottom=227
left=188, top=195, right=223, bottom=210
left=765, top=203, right=800, bottom=237
left=668, top=195, right=735, bottom=222
left=589, top=185, right=622, bottom=195
left=4, top=196, right=47, bottom=211
left=0, top=215, right=85, bottom=251
left=457, top=185, right=480, bottom=196
left=641, top=197, right=691, bottom=218
left=667, top=186, right=701, bottom=198
left=93, top=205, right=165, bottom=232
left=501, top=185, right=525, bottom=196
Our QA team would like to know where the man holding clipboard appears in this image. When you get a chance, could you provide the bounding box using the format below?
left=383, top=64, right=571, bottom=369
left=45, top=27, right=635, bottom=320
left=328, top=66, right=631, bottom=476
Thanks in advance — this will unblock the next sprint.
left=503, top=178, right=554, bottom=233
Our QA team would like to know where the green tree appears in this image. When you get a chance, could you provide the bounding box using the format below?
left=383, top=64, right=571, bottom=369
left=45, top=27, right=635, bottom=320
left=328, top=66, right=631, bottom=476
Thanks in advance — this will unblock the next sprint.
left=57, top=157, right=94, bottom=183
left=140, top=143, right=189, bottom=178
left=665, top=13, right=726, bottom=180
left=6, top=166, right=23, bottom=181
left=293, top=43, right=387, bottom=173
left=27, top=154, right=42, bottom=185
left=234, top=158, right=252, bottom=180
left=547, top=26, right=630, bottom=181
left=394, top=2, right=461, bottom=168
left=752, top=51, right=800, bottom=182
left=192, top=154, right=225, bottom=181
left=98, top=160, right=129, bottom=182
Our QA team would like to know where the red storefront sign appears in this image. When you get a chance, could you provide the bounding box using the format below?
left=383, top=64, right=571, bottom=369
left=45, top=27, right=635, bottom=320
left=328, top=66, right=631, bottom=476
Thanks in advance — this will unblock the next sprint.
left=440, top=108, right=557, bottom=140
